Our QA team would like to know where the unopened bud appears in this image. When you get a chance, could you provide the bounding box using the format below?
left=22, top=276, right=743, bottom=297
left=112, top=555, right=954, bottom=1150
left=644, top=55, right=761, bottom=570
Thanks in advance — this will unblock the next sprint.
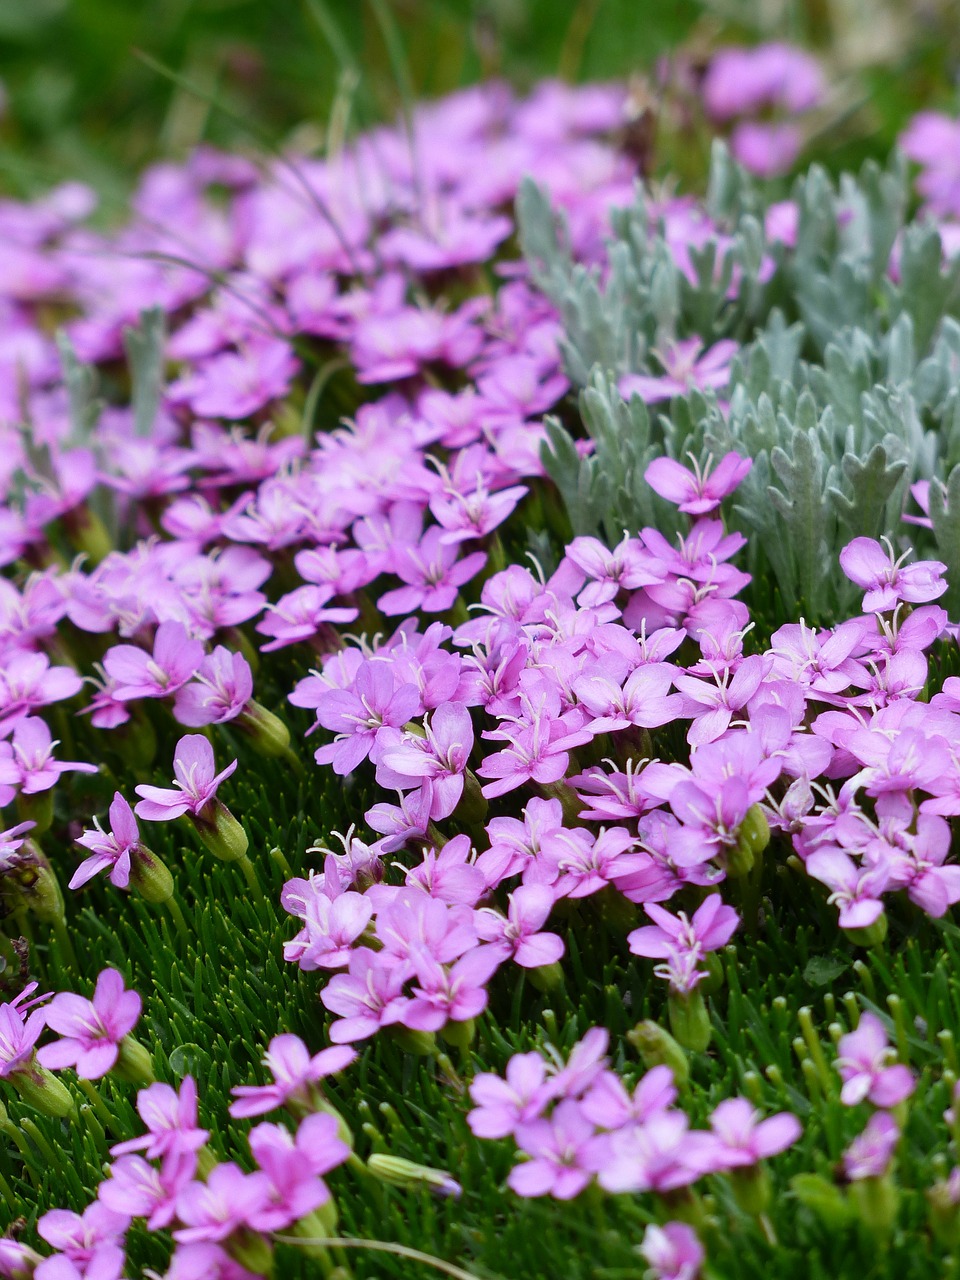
left=367, top=1153, right=462, bottom=1199
left=10, top=1062, right=76, bottom=1118
left=667, top=988, right=712, bottom=1053
left=850, top=1174, right=899, bottom=1235
left=113, top=1035, right=155, bottom=1087
left=440, top=1017, right=475, bottom=1052
left=843, top=913, right=888, bottom=949
left=129, top=846, right=174, bottom=903
left=627, top=1020, right=689, bottom=1085
left=194, top=801, right=248, bottom=862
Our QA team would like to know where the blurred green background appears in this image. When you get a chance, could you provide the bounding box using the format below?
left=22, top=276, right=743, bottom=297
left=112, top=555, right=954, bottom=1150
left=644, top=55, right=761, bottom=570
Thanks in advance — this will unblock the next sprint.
left=0, top=0, right=959, bottom=208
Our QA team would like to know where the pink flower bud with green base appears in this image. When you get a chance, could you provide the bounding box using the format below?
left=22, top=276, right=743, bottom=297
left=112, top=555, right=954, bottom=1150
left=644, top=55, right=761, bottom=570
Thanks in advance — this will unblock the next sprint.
left=134, top=735, right=248, bottom=864
left=627, top=1020, right=690, bottom=1086
left=927, top=1168, right=960, bottom=1246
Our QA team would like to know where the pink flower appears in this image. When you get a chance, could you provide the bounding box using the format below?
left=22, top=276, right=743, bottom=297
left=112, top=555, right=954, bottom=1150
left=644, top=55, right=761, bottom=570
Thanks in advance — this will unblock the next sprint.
left=620, top=339, right=738, bottom=404
left=838, top=537, right=947, bottom=612
left=0, top=984, right=49, bottom=1078
left=305, top=659, right=421, bottom=776
left=835, top=1012, right=916, bottom=1108
left=628, top=895, right=740, bottom=962
left=99, top=1153, right=193, bottom=1231
left=111, top=1076, right=209, bottom=1160
left=173, top=1164, right=272, bottom=1244
left=843, top=1112, right=899, bottom=1180
left=173, top=647, right=253, bottom=726
left=37, top=968, right=142, bottom=1079
left=377, top=702, right=475, bottom=819
left=229, top=1033, right=356, bottom=1118
left=509, top=1100, right=605, bottom=1199
left=645, top=452, right=752, bottom=515
left=402, top=945, right=503, bottom=1032
left=474, top=884, right=564, bottom=969
left=638, top=1221, right=704, bottom=1280
left=134, top=735, right=237, bottom=822
left=102, top=621, right=204, bottom=701
left=706, top=1097, right=801, bottom=1168
left=378, top=527, right=486, bottom=616
left=468, top=1052, right=553, bottom=1139
left=0, top=717, right=97, bottom=795
left=71, top=793, right=141, bottom=891
left=247, top=1112, right=349, bottom=1231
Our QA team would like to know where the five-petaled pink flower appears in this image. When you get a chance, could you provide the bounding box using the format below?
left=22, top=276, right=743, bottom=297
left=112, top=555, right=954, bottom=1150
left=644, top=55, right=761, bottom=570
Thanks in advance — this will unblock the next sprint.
left=134, top=735, right=237, bottom=822
left=834, top=1012, right=916, bottom=1108
left=37, top=968, right=142, bottom=1080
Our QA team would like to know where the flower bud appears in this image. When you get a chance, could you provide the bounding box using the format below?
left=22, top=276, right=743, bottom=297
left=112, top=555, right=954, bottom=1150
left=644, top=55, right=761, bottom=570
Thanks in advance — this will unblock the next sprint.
left=667, top=988, right=712, bottom=1053
left=237, top=701, right=295, bottom=760
left=194, top=801, right=249, bottom=862
left=730, top=1164, right=771, bottom=1216
left=367, top=1154, right=462, bottom=1199
left=726, top=804, right=769, bottom=878
left=627, top=1020, right=690, bottom=1086
left=290, top=1200, right=340, bottom=1256
left=10, top=1062, right=76, bottom=1118
left=129, top=846, right=174, bottom=903
left=387, top=1026, right=437, bottom=1056
left=4, top=841, right=65, bottom=925
left=0, top=1240, right=42, bottom=1280
left=927, top=1171, right=960, bottom=1245
left=843, top=913, right=888, bottom=949
left=790, top=1173, right=854, bottom=1228
left=527, top=961, right=564, bottom=993
left=113, top=1035, right=155, bottom=1087
left=850, top=1175, right=899, bottom=1235
left=440, top=1017, right=475, bottom=1052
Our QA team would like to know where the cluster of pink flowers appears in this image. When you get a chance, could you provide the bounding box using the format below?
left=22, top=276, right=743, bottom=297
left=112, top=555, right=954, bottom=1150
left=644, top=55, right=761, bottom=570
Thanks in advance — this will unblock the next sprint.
left=27, top=1033, right=353, bottom=1280
left=467, top=1028, right=799, bottom=1203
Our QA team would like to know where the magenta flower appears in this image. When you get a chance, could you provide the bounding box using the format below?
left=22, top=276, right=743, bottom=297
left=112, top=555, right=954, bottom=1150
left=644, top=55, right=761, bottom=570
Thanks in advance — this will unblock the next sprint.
left=307, top=659, right=421, bottom=776
left=402, top=945, right=503, bottom=1032
left=843, top=1112, right=899, bottom=1180
left=248, top=1112, right=349, bottom=1231
left=110, top=1075, right=208, bottom=1163
left=229, top=1033, right=356, bottom=1118
left=703, top=43, right=824, bottom=120
left=468, top=1051, right=553, bottom=1139
left=173, top=1163, right=272, bottom=1244
left=71, top=793, right=141, bottom=890
left=706, top=1097, right=801, bottom=1168
left=838, top=537, right=947, bottom=612
left=574, top=661, right=684, bottom=734
left=0, top=650, right=84, bottom=732
left=834, top=1012, right=916, bottom=1108
left=805, top=848, right=890, bottom=930
left=173, top=647, right=253, bottom=726
left=102, top=621, right=204, bottom=701
left=628, top=895, right=740, bottom=963
left=619, top=339, right=738, bottom=404
left=0, top=717, right=97, bottom=795
left=37, top=968, right=142, bottom=1079
left=377, top=702, right=475, bottom=819
left=580, top=1064, right=677, bottom=1130
left=645, top=452, right=752, bottom=515
left=134, top=735, right=236, bottom=822
left=638, top=1222, right=705, bottom=1280
left=37, top=1202, right=128, bottom=1271
left=509, top=1100, right=605, bottom=1199
left=378, top=527, right=486, bottom=615
left=0, top=983, right=49, bottom=1079
left=98, top=1153, right=193, bottom=1231
left=474, top=884, right=564, bottom=969
left=282, top=884, right=373, bottom=970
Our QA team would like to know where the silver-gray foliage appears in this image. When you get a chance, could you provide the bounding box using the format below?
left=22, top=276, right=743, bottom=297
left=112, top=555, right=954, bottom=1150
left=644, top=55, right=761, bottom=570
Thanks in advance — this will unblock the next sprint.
left=519, top=144, right=960, bottom=618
